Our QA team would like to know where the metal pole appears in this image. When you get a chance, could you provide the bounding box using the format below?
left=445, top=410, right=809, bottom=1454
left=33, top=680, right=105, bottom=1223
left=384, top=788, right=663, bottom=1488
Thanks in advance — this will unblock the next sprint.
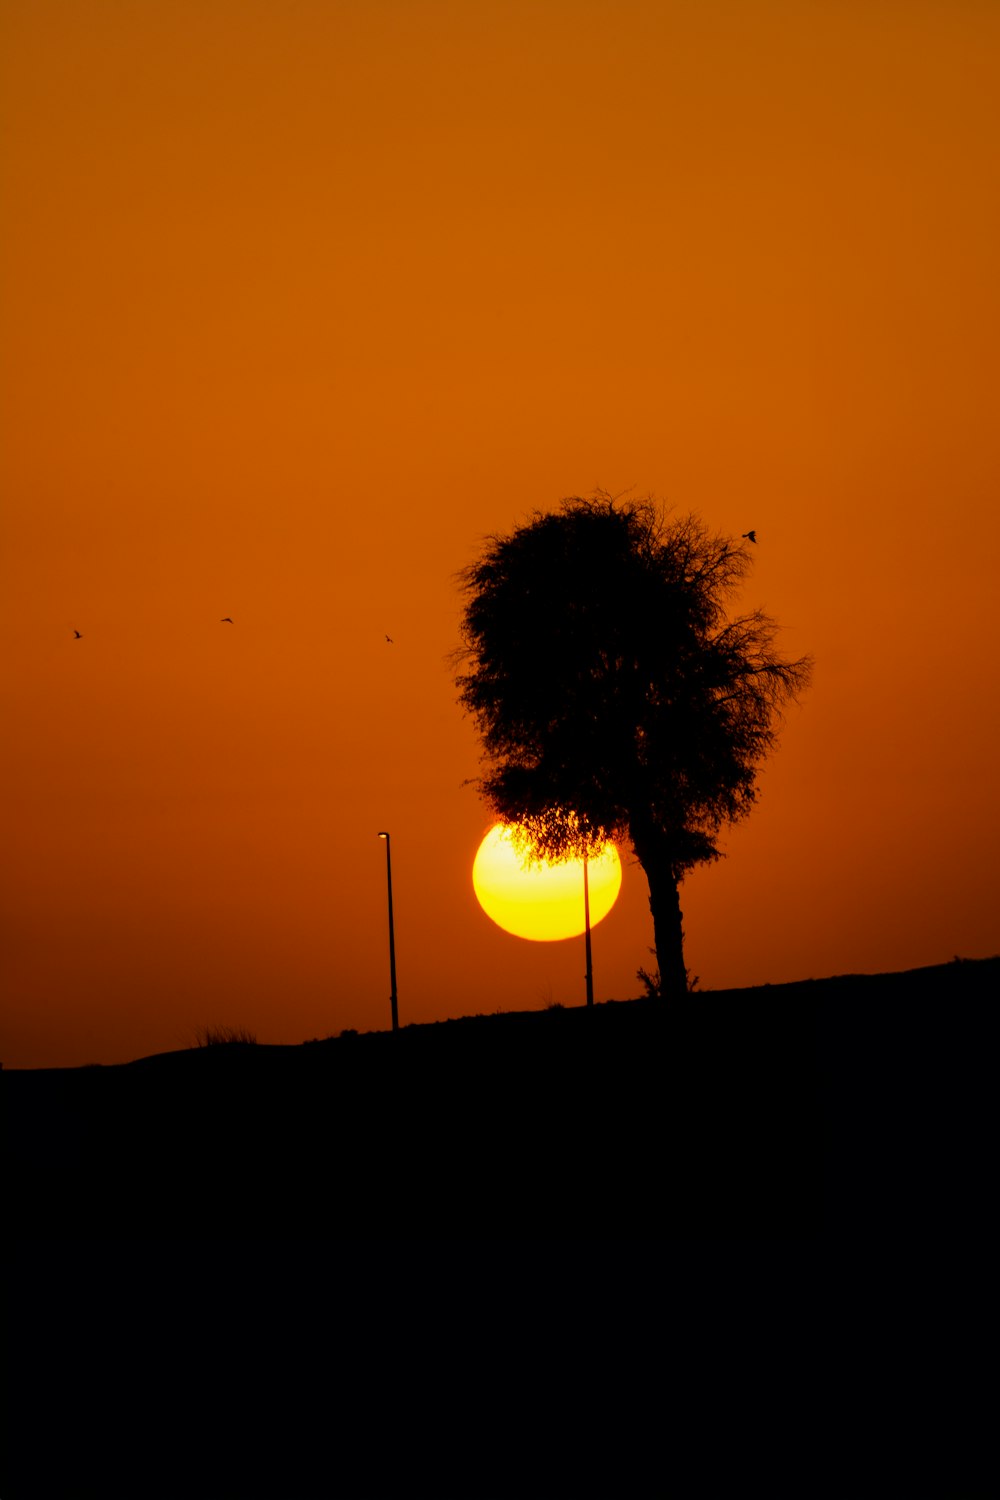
left=583, top=848, right=594, bottom=1007
left=378, top=832, right=399, bottom=1032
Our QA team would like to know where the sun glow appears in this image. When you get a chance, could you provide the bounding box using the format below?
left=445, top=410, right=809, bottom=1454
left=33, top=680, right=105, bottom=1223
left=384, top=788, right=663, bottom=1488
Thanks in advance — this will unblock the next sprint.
left=472, top=824, right=622, bottom=941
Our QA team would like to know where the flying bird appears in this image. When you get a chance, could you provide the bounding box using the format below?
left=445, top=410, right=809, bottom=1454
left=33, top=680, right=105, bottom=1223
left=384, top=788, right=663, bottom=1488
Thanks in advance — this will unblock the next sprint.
left=73, top=629, right=82, bottom=639
left=385, top=634, right=394, bottom=643
left=742, top=530, right=757, bottom=544
left=220, top=617, right=234, bottom=623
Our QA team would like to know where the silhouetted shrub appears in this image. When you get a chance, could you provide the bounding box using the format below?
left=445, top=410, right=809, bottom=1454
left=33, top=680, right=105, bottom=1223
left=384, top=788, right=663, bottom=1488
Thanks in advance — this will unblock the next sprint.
left=194, top=1025, right=258, bottom=1047
left=636, top=964, right=661, bottom=998
left=637, top=962, right=699, bottom=997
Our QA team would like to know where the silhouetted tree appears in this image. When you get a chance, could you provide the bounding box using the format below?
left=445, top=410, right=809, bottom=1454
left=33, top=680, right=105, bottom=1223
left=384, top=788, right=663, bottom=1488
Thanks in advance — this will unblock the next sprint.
left=454, top=495, right=812, bottom=999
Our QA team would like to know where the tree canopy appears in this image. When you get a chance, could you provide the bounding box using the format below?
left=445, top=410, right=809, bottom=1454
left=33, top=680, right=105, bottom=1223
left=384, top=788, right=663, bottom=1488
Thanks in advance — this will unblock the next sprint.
left=454, top=495, right=812, bottom=997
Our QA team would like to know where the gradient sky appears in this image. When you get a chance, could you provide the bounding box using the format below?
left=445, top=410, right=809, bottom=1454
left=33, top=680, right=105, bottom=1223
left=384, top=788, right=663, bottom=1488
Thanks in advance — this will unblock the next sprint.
left=3, top=0, right=998, bottom=1067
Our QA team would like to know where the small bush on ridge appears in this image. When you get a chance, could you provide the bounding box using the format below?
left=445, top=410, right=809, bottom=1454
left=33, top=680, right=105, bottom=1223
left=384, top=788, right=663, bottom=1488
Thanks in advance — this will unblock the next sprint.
left=195, top=1025, right=258, bottom=1048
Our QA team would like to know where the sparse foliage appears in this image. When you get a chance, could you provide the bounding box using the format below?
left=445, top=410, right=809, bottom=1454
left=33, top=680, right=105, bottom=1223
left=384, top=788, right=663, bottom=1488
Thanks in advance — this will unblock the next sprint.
left=635, top=964, right=661, bottom=999
left=454, top=494, right=811, bottom=998
left=195, top=1025, right=258, bottom=1047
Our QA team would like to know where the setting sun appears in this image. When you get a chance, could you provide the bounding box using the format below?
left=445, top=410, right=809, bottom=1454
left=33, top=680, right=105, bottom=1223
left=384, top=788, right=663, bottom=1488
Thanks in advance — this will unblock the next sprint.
left=472, top=824, right=622, bottom=942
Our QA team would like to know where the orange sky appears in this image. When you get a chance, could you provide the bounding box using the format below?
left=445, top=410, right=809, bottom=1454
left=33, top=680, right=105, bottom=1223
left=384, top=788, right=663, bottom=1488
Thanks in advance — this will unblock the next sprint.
left=2, top=0, right=998, bottom=1067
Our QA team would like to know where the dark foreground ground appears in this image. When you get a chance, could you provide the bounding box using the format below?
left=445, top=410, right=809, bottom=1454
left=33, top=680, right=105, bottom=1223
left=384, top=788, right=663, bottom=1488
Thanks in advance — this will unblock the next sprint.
left=6, top=956, right=995, bottom=1240
left=5, top=959, right=995, bottom=1497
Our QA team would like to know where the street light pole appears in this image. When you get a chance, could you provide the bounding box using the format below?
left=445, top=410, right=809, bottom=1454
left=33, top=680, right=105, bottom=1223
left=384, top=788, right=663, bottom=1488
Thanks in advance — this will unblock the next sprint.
left=583, top=848, right=594, bottom=1007
left=378, top=831, right=399, bottom=1032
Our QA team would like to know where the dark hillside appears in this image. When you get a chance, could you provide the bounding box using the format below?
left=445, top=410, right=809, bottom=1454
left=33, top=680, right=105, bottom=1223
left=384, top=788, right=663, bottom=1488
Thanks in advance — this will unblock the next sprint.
left=6, top=957, right=995, bottom=1240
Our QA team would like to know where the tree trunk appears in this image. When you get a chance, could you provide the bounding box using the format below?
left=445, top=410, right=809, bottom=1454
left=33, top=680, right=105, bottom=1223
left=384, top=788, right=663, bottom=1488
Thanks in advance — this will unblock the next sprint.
left=632, top=829, right=689, bottom=999
left=647, top=866, right=689, bottom=1000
